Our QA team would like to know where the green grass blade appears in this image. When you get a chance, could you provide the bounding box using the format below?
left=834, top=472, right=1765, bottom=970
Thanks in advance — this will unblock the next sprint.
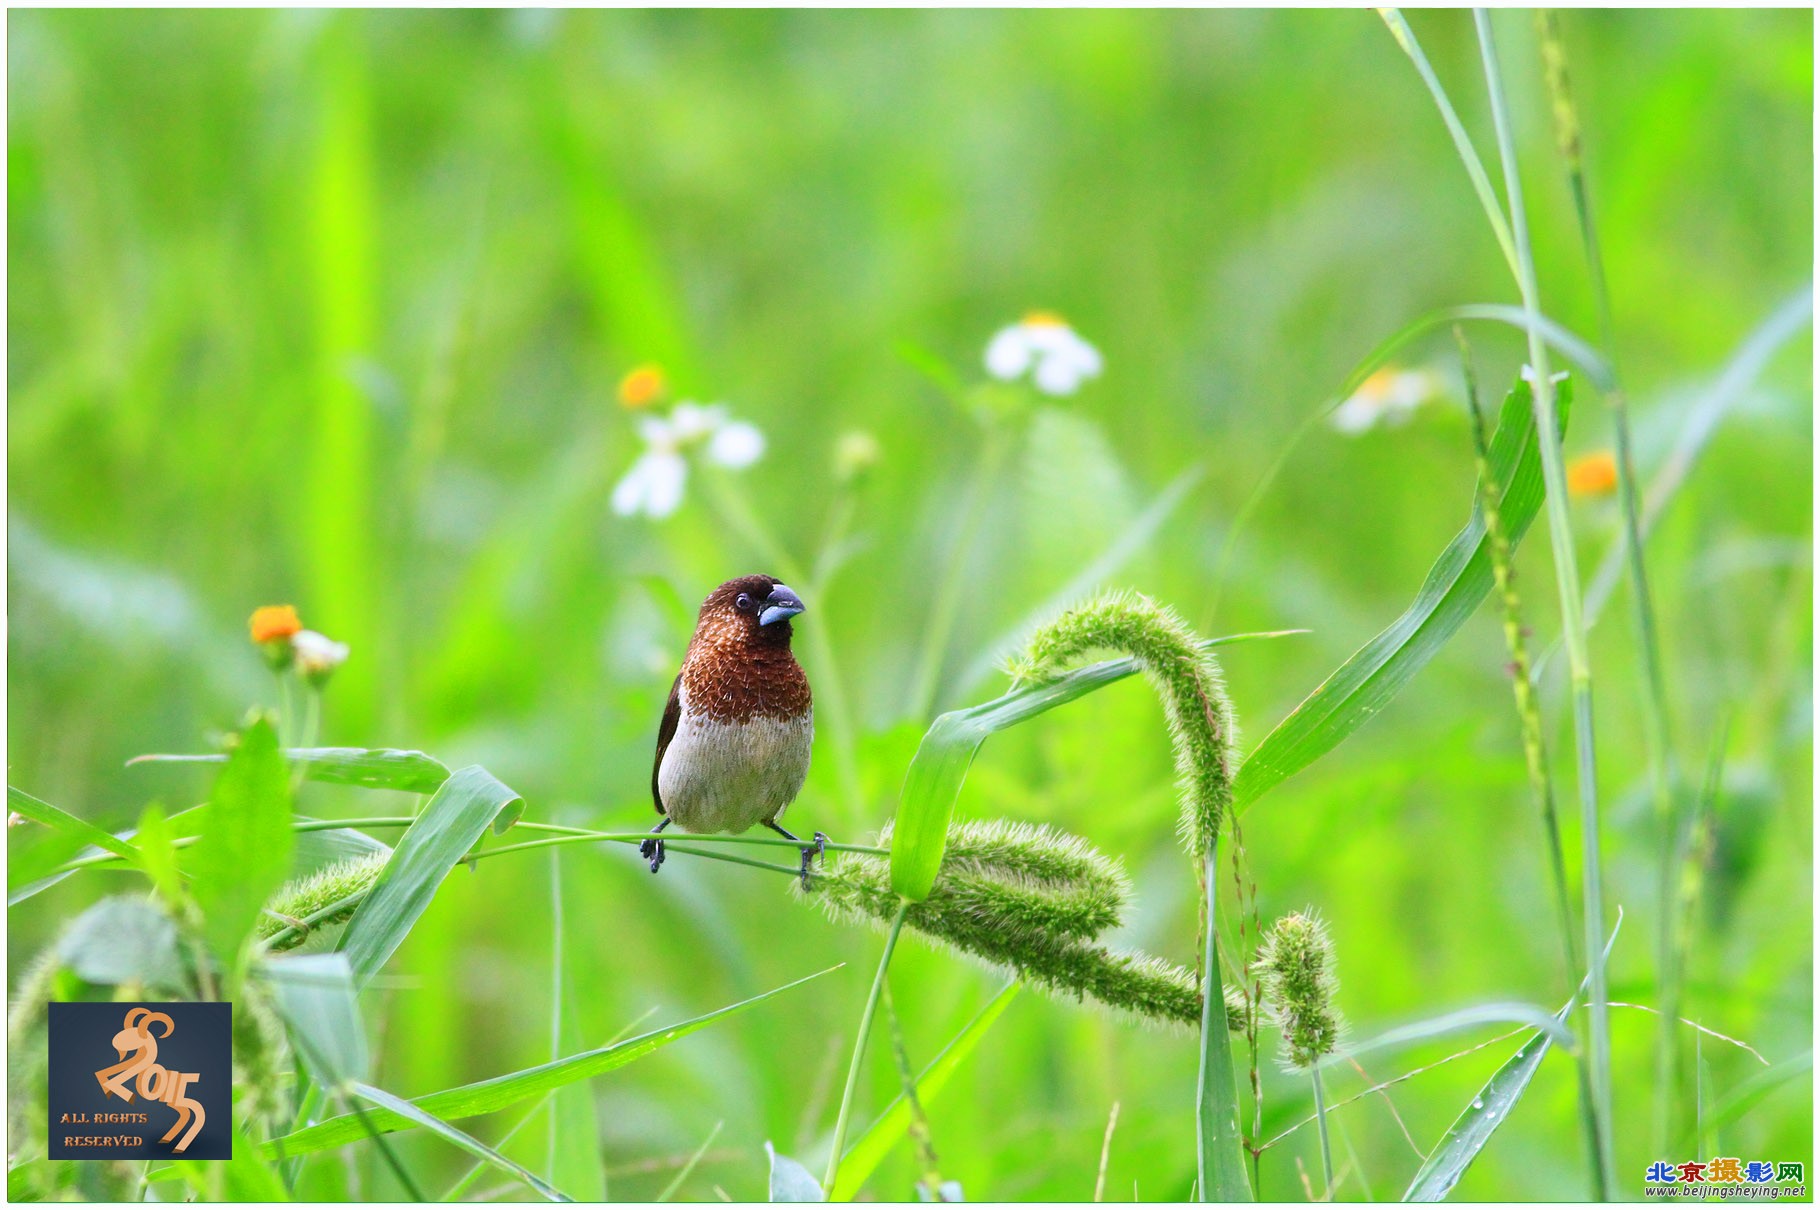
left=1196, top=849, right=1251, bottom=1201
left=1705, top=1050, right=1813, bottom=1138
left=767, top=1142, right=825, bottom=1202
left=889, top=630, right=1302, bottom=901
left=351, top=1081, right=572, bottom=1203
left=338, top=765, right=525, bottom=985
left=128, top=747, right=451, bottom=795
left=263, top=953, right=371, bottom=1088
left=191, top=716, right=293, bottom=974
left=832, top=982, right=1020, bottom=1200
left=1403, top=918, right=1623, bottom=1200
left=1322, top=1002, right=1576, bottom=1069
left=6, top=783, right=143, bottom=866
left=261, top=964, right=838, bottom=1159
left=1234, top=376, right=1570, bottom=809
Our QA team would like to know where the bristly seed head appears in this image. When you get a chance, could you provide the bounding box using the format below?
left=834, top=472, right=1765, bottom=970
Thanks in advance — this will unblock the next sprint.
left=1257, top=910, right=1343, bottom=1070
left=1006, top=591, right=1237, bottom=858
left=802, top=819, right=1245, bottom=1033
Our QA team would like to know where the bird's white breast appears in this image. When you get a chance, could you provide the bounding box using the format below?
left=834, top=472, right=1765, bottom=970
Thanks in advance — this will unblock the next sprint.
left=659, top=684, right=813, bottom=835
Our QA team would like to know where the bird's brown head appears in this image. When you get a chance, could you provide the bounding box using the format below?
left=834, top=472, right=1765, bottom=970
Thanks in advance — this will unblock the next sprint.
left=695, top=574, right=806, bottom=650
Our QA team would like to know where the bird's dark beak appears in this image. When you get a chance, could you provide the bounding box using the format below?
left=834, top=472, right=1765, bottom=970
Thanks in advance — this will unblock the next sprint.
left=759, top=584, right=806, bottom=627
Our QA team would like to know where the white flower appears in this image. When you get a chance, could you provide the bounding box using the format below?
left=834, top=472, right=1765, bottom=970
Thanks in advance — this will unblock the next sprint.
left=1330, top=367, right=1447, bottom=435
left=612, top=400, right=766, bottom=519
left=292, top=629, right=350, bottom=685
left=984, top=312, right=1103, bottom=396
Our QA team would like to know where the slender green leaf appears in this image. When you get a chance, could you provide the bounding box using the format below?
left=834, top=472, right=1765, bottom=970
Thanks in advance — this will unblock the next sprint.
left=1233, top=378, right=1571, bottom=810
left=8, top=804, right=209, bottom=906
left=191, top=716, right=293, bottom=971
left=833, top=983, right=1020, bottom=1199
left=264, top=953, right=370, bottom=1087
left=1196, top=852, right=1250, bottom=1201
left=1322, top=1002, right=1576, bottom=1071
left=7, top=784, right=141, bottom=866
left=767, top=1142, right=825, bottom=1202
left=339, top=765, right=524, bottom=985
left=352, top=1081, right=571, bottom=1202
left=657, top=1121, right=724, bottom=1202
left=1401, top=917, right=1627, bottom=1200
left=129, top=747, right=450, bottom=795
left=890, top=630, right=1304, bottom=901
left=261, top=964, right=837, bottom=1158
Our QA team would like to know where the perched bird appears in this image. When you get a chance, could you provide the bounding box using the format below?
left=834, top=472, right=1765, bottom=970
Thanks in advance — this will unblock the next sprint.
left=641, top=575, right=824, bottom=886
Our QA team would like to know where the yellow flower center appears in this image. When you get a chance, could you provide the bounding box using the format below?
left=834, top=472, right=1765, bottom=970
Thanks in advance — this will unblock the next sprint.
left=1021, top=310, right=1068, bottom=328
left=617, top=364, right=667, bottom=409
left=249, top=605, right=302, bottom=645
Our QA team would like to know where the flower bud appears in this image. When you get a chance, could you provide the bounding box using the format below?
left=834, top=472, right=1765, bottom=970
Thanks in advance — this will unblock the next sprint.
left=834, top=430, right=881, bottom=482
left=248, top=605, right=303, bottom=671
left=291, top=630, right=350, bottom=688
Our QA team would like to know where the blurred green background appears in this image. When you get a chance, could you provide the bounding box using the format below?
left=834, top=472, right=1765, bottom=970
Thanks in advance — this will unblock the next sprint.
left=8, top=8, right=1812, bottom=1201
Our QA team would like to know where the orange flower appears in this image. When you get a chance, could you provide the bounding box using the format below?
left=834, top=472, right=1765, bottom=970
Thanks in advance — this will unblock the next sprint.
left=1567, top=450, right=1619, bottom=498
left=249, top=605, right=302, bottom=644
left=617, top=363, right=668, bottom=409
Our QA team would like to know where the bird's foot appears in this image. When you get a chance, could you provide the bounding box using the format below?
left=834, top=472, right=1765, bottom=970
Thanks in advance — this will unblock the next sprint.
left=797, top=832, right=829, bottom=891
left=639, top=836, right=667, bottom=874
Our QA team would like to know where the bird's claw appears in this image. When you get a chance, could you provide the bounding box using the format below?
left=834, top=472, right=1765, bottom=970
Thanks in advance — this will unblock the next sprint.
left=797, top=832, right=829, bottom=891
left=640, top=836, right=666, bottom=874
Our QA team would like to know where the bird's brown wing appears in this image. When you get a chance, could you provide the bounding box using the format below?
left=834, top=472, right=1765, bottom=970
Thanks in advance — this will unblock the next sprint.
left=651, top=674, right=682, bottom=815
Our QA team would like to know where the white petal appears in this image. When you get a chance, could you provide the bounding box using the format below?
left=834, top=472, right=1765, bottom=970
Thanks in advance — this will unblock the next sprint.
left=669, top=401, right=724, bottom=444
left=1033, top=354, right=1084, bottom=396
left=641, top=451, right=688, bottom=517
left=708, top=420, right=765, bottom=468
left=985, top=327, right=1033, bottom=380
left=611, top=455, right=659, bottom=516
left=636, top=415, right=676, bottom=447
left=1330, top=395, right=1378, bottom=434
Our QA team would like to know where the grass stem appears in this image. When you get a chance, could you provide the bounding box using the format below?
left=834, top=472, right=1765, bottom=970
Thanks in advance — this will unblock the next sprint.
left=823, top=902, right=909, bottom=1199
left=1473, top=10, right=1613, bottom=1194
left=1311, top=1069, right=1335, bottom=1201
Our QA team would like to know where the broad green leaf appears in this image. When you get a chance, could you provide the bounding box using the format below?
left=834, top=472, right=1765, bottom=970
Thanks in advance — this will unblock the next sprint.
left=767, top=1142, right=824, bottom=1202
left=1403, top=920, right=1623, bottom=1201
left=1233, top=377, right=1572, bottom=810
left=890, top=629, right=1302, bottom=901
left=57, top=894, right=184, bottom=988
left=191, top=716, right=293, bottom=972
left=7, top=784, right=142, bottom=866
left=352, top=1081, right=571, bottom=1203
left=130, top=747, right=450, bottom=795
left=264, top=953, right=370, bottom=1087
left=262, top=964, right=837, bottom=1158
left=133, top=805, right=188, bottom=910
left=833, top=982, right=1019, bottom=1200
left=339, top=765, right=524, bottom=986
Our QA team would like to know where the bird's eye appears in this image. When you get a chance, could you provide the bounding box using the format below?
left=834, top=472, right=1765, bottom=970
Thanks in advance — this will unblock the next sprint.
left=736, top=593, right=753, bottom=612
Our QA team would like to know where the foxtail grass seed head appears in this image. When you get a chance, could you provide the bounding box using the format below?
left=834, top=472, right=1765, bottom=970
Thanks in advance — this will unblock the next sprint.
left=1010, top=591, right=1236, bottom=857
left=1257, top=911, right=1343, bottom=1070
left=257, top=852, right=388, bottom=951
left=802, top=819, right=1244, bottom=1032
